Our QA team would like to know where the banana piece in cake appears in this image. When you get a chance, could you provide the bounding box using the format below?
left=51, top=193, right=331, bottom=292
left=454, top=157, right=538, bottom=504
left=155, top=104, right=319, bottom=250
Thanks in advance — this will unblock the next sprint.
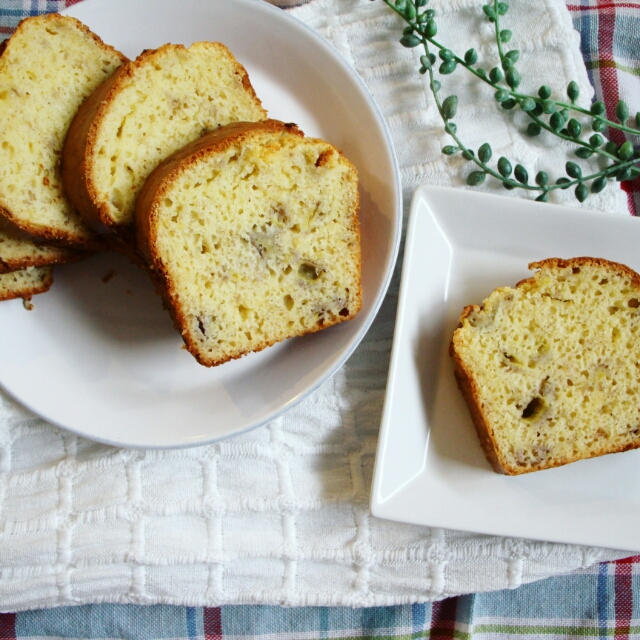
left=135, top=119, right=361, bottom=367
left=0, top=217, right=81, bottom=273
left=450, top=257, right=640, bottom=475
left=0, top=14, right=126, bottom=247
left=62, top=41, right=267, bottom=234
left=0, top=265, right=53, bottom=301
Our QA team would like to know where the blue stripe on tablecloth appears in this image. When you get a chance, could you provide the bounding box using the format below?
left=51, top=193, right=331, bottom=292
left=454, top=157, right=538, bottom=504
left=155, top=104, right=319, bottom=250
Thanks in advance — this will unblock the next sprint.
left=597, top=561, right=610, bottom=638
left=609, top=11, right=640, bottom=65
left=0, top=0, right=68, bottom=32
left=571, top=8, right=599, bottom=89
left=411, top=602, right=426, bottom=632
left=15, top=604, right=198, bottom=639
left=186, top=607, right=198, bottom=639
left=218, top=605, right=427, bottom=637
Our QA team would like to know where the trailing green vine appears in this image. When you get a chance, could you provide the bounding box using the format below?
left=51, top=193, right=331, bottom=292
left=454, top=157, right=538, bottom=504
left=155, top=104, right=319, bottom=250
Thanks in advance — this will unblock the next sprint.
left=379, top=0, right=640, bottom=202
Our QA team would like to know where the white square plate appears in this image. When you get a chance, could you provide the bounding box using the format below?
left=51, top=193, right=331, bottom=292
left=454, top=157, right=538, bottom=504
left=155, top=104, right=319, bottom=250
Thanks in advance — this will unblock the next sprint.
left=371, top=185, right=640, bottom=552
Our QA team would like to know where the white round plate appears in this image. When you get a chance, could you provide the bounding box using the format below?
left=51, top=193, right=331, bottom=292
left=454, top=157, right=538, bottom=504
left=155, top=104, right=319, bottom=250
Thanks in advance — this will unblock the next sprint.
left=0, top=0, right=401, bottom=448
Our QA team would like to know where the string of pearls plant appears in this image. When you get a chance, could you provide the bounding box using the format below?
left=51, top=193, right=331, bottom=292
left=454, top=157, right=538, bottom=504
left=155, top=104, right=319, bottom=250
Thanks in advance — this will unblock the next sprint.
left=380, top=0, right=640, bottom=202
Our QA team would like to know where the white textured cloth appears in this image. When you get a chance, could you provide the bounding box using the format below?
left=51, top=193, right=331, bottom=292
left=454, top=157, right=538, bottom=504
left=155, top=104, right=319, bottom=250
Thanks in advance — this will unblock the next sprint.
left=0, top=0, right=630, bottom=612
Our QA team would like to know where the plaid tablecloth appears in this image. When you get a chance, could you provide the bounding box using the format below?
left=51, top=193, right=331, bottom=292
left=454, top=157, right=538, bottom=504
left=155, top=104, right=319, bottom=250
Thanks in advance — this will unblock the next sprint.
left=0, top=0, right=639, bottom=637
left=569, top=0, right=640, bottom=215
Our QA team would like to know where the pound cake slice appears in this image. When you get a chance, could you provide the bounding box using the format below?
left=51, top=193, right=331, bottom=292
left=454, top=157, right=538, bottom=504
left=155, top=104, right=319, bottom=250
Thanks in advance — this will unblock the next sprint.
left=0, top=14, right=126, bottom=246
left=136, top=119, right=361, bottom=367
left=62, top=42, right=267, bottom=234
left=0, top=217, right=81, bottom=273
left=450, top=257, right=640, bottom=475
left=0, top=265, right=53, bottom=301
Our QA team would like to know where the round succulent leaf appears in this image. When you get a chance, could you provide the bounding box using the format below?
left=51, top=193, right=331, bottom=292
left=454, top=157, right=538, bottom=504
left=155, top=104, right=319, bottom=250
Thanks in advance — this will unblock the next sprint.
left=400, top=34, right=421, bottom=47
left=538, top=85, right=552, bottom=100
left=466, top=171, right=486, bottom=186
left=514, top=164, right=529, bottom=184
left=442, top=95, right=458, bottom=119
left=464, top=48, right=478, bottom=64
left=497, top=156, right=512, bottom=177
left=616, top=100, right=630, bottom=123
left=478, top=142, right=492, bottom=162
left=575, top=183, right=588, bottom=202
left=565, top=161, right=582, bottom=178
left=439, top=60, right=457, bottom=74
left=526, top=123, right=541, bottom=136
left=535, top=171, right=549, bottom=186
left=617, top=140, right=634, bottom=161
left=589, top=133, right=604, bottom=148
left=425, top=19, right=437, bottom=37
left=575, top=147, right=593, bottom=159
left=567, top=81, right=580, bottom=103
left=567, top=118, right=582, bottom=137
left=505, top=67, right=521, bottom=88
left=489, top=67, right=503, bottom=83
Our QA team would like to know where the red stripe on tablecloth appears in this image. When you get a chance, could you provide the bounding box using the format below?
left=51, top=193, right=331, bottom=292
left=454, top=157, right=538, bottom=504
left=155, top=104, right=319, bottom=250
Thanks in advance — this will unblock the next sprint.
left=614, top=558, right=633, bottom=639
left=599, top=9, right=623, bottom=140
left=620, top=175, right=640, bottom=213
left=0, top=614, right=16, bottom=640
left=615, top=555, right=640, bottom=563
left=567, top=3, right=640, bottom=9
left=430, top=597, right=458, bottom=638
left=204, top=607, right=223, bottom=640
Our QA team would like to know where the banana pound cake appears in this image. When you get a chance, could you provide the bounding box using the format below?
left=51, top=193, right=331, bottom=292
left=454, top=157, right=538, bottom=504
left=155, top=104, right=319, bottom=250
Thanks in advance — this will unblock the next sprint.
left=0, top=217, right=80, bottom=273
left=0, top=265, right=52, bottom=301
left=450, top=257, right=640, bottom=475
left=0, top=14, right=126, bottom=246
left=63, top=42, right=266, bottom=234
left=136, top=119, right=361, bottom=367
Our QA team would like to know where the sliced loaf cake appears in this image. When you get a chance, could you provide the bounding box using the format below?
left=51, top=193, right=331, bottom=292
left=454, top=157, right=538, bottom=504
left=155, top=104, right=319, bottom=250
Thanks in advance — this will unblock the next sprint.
left=135, top=119, right=361, bottom=367
left=0, top=217, right=81, bottom=273
left=0, top=14, right=126, bottom=246
left=62, top=42, right=267, bottom=234
left=451, top=257, right=640, bottom=475
left=0, top=265, right=53, bottom=301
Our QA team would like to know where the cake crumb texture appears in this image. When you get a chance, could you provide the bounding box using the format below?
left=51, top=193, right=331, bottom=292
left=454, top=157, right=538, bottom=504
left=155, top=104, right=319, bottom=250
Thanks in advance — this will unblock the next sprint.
left=64, top=41, right=267, bottom=232
left=0, top=14, right=126, bottom=246
left=136, top=119, right=361, bottom=367
left=0, top=265, right=53, bottom=301
left=0, top=217, right=80, bottom=272
left=450, top=257, right=640, bottom=475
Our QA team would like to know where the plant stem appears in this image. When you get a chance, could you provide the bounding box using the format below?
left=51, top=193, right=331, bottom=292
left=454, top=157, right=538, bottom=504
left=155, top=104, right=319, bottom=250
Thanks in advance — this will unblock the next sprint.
left=385, top=0, right=640, bottom=138
left=490, top=0, right=617, bottom=165
left=381, top=0, right=640, bottom=201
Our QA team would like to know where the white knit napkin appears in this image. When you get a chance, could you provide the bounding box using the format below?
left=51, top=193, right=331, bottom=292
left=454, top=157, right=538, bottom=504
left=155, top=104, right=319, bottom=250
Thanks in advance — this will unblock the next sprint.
left=0, top=0, right=630, bottom=612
